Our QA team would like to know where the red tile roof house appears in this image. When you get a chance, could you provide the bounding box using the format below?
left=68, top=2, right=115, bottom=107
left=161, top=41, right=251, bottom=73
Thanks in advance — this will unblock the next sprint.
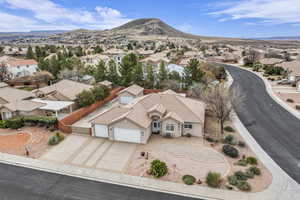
left=91, top=87, right=206, bottom=144
left=4, top=59, right=38, bottom=79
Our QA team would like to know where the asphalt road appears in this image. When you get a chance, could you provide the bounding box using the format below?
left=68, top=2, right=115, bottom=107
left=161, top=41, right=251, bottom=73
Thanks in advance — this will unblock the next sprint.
left=0, top=162, right=200, bottom=200
left=224, top=64, right=300, bottom=183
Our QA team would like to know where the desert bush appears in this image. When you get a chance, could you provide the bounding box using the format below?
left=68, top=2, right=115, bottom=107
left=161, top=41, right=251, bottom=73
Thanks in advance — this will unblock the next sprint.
left=246, top=156, right=258, bottom=165
left=245, top=170, right=255, bottom=179
left=222, top=145, right=239, bottom=158
left=185, top=133, right=192, bottom=138
left=224, top=126, right=235, bottom=132
left=206, top=172, right=222, bottom=188
left=238, top=141, right=246, bottom=147
left=48, top=135, right=60, bottom=145
left=55, top=132, right=65, bottom=142
left=149, top=159, right=168, bottom=178
left=182, top=175, right=196, bottom=185
left=23, top=116, right=57, bottom=127
left=227, top=175, right=239, bottom=186
left=248, top=166, right=261, bottom=176
left=224, top=134, right=236, bottom=145
left=234, top=171, right=248, bottom=181
left=236, top=181, right=251, bottom=191
left=286, top=98, right=294, bottom=103
left=235, top=159, right=248, bottom=166
left=205, top=137, right=218, bottom=143
left=295, top=105, right=300, bottom=110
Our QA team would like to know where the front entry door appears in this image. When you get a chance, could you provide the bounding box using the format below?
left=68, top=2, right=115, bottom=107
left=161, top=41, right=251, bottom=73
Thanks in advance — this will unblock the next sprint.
left=152, top=121, right=161, bottom=134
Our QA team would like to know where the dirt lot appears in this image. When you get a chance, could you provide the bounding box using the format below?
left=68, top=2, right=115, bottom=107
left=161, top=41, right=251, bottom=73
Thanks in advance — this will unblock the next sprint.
left=0, top=127, right=52, bottom=158
left=125, top=115, right=272, bottom=193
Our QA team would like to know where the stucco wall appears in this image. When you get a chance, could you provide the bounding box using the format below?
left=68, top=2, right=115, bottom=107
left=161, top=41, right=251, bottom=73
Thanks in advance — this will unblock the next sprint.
left=182, top=122, right=203, bottom=137
left=7, top=64, right=38, bottom=78
left=161, top=118, right=182, bottom=137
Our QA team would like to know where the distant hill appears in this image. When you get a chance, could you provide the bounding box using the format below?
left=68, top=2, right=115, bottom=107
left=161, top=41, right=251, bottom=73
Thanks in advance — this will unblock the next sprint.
left=0, top=30, right=67, bottom=41
left=107, top=18, right=201, bottom=39
left=251, top=36, right=300, bottom=41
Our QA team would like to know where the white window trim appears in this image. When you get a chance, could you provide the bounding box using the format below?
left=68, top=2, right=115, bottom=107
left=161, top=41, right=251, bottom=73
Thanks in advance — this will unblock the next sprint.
left=166, top=124, right=175, bottom=132
left=184, top=123, right=193, bottom=129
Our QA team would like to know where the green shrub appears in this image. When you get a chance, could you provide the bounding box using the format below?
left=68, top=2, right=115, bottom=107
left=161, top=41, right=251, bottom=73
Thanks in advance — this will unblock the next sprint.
left=224, top=126, right=235, bottom=132
left=235, top=159, right=248, bottom=166
left=227, top=175, right=239, bottom=186
left=248, top=166, right=261, bottom=176
left=245, top=170, right=255, bottom=179
left=182, top=175, right=196, bottom=185
left=224, top=134, right=237, bottom=145
left=55, top=132, right=65, bottom=141
left=206, top=172, right=222, bottom=188
left=6, top=117, right=24, bottom=129
left=0, top=120, right=7, bottom=129
left=246, top=156, right=258, bottom=165
left=149, top=159, right=168, bottom=178
left=234, top=171, right=248, bottom=181
left=48, top=135, right=60, bottom=145
left=222, top=145, right=239, bottom=158
left=286, top=98, right=294, bottom=103
left=205, top=137, right=217, bottom=143
left=23, top=116, right=57, bottom=127
left=236, top=181, right=251, bottom=191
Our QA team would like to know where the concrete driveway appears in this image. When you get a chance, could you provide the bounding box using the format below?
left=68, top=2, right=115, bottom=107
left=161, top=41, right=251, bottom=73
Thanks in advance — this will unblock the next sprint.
left=41, top=134, right=137, bottom=172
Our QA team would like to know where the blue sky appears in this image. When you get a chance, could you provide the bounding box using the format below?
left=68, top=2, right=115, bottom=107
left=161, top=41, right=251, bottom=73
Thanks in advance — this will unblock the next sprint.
left=0, top=0, right=300, bottom=38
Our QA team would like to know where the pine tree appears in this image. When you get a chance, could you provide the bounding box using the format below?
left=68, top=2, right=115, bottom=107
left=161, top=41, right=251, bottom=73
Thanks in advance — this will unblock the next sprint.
left=107, top=59, right=120, bottom=85
left=183, top=58, right=204, bottom=87
left=119, top=53, right=137, bottom=86
left=26, top=46, right=35, bottom=59
left=146, top=64, right=155, bottom=88
left=132, top=62, right=144, bottom=86
left=158, top=61, right=168, bottom=88
left=94, top=60, right=107, bottom=82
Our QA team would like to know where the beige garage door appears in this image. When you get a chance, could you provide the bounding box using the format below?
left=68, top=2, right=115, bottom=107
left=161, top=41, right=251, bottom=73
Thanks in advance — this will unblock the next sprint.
left=114, top=128, right=141, bottom=143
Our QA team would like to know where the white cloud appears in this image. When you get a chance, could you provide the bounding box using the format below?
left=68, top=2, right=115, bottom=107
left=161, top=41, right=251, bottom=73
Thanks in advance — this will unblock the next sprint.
left=211, top=0, right=300, bottom=24
left=0, top=0, right=132, bottom=31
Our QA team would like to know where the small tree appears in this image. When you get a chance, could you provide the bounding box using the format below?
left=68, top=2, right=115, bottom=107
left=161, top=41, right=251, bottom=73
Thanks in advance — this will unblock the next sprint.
left=200, top=84, right=244, bottom=135
left=94, top=60, right=107, bottom=82
left=106, top=59, right=120, bottom=85
left=158, top=61, right=168, bottom=88
left=75, top=90, right=95, bottom=108
left=92, top=86, right=110, bottom=101
left=26, top=46, right=35, bottom=59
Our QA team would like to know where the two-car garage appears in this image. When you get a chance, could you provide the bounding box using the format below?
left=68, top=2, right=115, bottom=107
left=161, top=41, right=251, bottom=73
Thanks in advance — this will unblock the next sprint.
left=93, top=124, right=142, bottom=144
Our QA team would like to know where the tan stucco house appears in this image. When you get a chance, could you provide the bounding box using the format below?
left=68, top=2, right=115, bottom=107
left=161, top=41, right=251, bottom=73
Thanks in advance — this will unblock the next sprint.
left=91, top=89, right=206, bottom=144
left=33, top=79, right=93, bottom=101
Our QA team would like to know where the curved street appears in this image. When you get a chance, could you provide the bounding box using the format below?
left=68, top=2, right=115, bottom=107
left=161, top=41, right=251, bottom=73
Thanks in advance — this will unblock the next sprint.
left=0, top=162, right=200, bottom=200
left=224, top=64, right=300, bottom=184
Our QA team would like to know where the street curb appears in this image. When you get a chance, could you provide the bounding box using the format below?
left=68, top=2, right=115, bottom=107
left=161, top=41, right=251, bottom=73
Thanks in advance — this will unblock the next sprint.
left=228, top=64, right=300, bottom=120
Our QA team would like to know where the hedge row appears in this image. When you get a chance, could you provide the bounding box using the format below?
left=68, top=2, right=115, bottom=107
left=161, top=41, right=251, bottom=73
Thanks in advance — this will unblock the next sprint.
left=0, top=116, right=57, bottom=129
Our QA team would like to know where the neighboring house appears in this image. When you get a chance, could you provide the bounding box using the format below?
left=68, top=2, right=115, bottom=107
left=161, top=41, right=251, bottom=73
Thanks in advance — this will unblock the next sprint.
left=0, top=100, right=45, bottom=120
left=0, top=86, right=34, bottom=105
left=5, top=59, right=38, bottom=79
left=91, top=89, right=206, bottom=144
left=166, top=64, right=184, bottom=76
left=260, top=58, right=283, bottom=67
left=97, top=80, right=113, bottom=89
left=33, top=79, right=93, bottom=101
left=80, top=54, right=110, bottom=66
left=277, top=61, right=300, bottom=82
left=117, top=84, right=144, bottom=104
left=0, top=99, right=74, bottom=120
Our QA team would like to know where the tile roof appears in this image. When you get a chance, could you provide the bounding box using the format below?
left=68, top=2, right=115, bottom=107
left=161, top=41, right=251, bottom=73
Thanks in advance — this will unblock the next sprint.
left=93, top=91, right=206, bottom=129
left=277, top=61, right=300, bottom=76
left=2, top=100, right=45, bottom=112
left=0, top=87, right=34, bottom=102
left=118, top=84, right=144, bottom=96
left=7, top=59, right=38, bottom=67
left=34, top=79, right=93, bottom=100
